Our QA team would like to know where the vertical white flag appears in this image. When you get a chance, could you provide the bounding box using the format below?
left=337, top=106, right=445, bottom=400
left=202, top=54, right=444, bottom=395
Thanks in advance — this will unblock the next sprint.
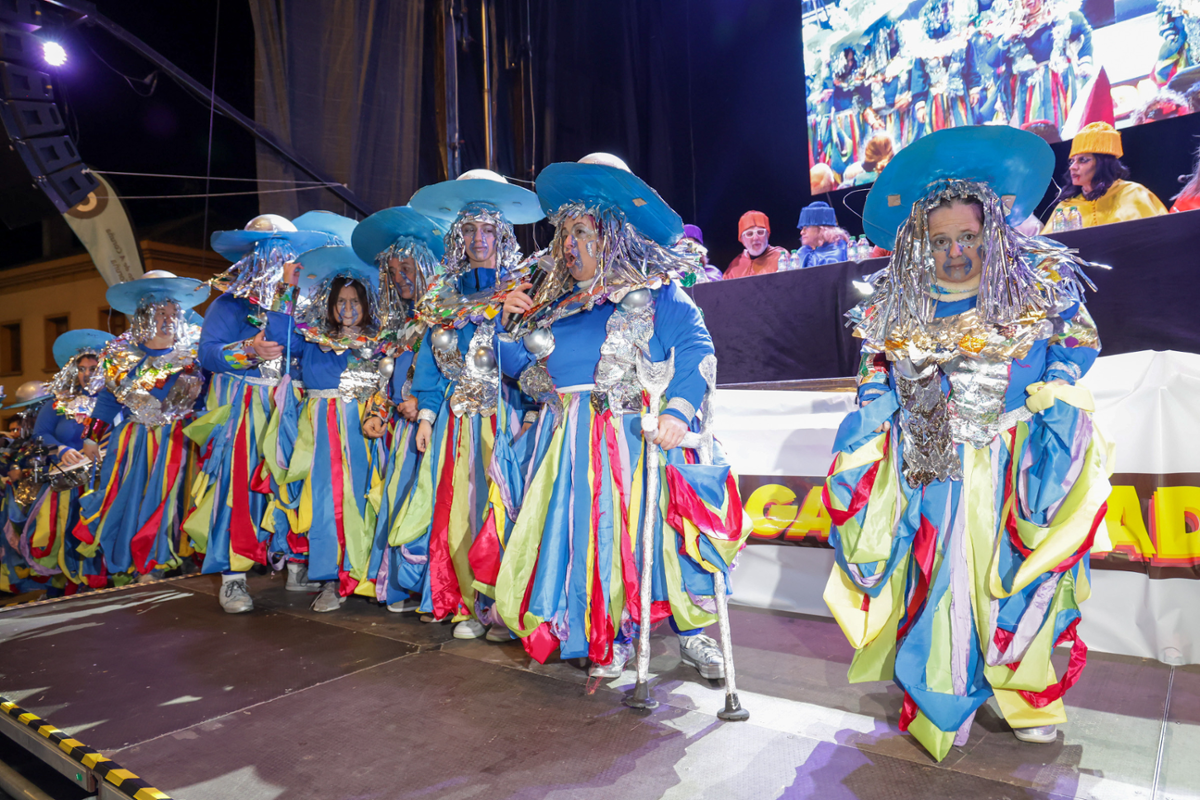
left=62, top=173, right=143, bottom=286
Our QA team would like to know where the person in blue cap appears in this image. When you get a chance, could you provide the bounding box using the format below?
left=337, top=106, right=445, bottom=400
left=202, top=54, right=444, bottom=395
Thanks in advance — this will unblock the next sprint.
left=20, top=330, right=113, bottom=590
left=189, top=214, right=345, bottom=614
left=795, top=201, right=851, bottom=269
left=77, top=271, right=210, bottom=583
left=495, top=153, right=751, bottom=682
left=265, top=246, right=392, bottom=613
left=823, top=126, right=1109, bottom=760
left=0, top=381, right=53, bottom=594
left=349, top=206, right=446, bottom=613
left=390, top=169, right=543, bottom=640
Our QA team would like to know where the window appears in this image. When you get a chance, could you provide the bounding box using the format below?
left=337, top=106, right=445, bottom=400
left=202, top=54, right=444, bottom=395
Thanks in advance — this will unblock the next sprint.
left=44, top=314, right=69, bottom=372
left=0, top=322, right=21, bottom=376
left=99, top=307, right=127, bottom=338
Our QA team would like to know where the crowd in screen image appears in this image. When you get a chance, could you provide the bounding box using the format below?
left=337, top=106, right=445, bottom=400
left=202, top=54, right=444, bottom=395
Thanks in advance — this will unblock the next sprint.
left=803, top=0, right=1200, bottom=182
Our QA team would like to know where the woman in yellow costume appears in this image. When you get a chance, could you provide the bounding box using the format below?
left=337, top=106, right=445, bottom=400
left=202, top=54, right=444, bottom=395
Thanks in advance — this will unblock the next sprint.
left=825, top=126, right=1112, bottom=760
left=1042, top=122, right=1167, bottom=232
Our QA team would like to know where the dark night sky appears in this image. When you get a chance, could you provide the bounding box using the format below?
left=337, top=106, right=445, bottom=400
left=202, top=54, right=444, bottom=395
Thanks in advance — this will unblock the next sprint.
left=0, top=0, right=260, bottom=267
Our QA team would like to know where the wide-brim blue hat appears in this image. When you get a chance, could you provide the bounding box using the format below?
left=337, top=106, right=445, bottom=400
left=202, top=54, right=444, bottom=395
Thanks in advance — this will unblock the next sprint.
left=211, top=228, right=334, bottom=262
left=535, top=161, right=683, bottom=247
left=292, top=210, right=360, bottom=246
left=863, top=126, right=1053, bottom=250
left=351, top=206, right=446, bottom=264
left=53, top=329, right=114, bottom=368
left=295, top=245, right=379, bottom=296
left=410, top=171, right=543, bottom=225
left=797, top=201, right=838, bottom=228
left=106, top=276, right=210, bottom=315
left=2, top=381, right=50, bottom=410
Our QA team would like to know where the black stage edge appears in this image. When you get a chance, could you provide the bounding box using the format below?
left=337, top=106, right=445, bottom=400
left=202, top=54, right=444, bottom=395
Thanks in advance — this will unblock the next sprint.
left=690, top=210, right=1200, bottom=385
left=0, top=573, right=1192, bottom=799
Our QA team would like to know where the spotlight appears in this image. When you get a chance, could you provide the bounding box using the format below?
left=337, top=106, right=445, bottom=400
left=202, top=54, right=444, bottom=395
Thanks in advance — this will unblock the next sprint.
left=852, top=280, right=874, bottom=296
left=42, top=41, right=66, bottom=67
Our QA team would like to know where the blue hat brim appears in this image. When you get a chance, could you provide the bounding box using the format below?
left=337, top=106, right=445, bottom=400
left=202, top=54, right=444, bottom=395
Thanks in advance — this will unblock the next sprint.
left=863, top=126, right=1054, bottom=250
left=106, top=277, right=210, bottom=315
left=211, top=229, right=335, bottom=262
left=291, top=211, right=360, bottom=246
left=351, top=207, right=446, bottom=264
left=410, top=179, right=543, bottom=225
left=3, top=395, right=50, bottom=410
left=53, top=329, right=115, bottom=368
left=295, top=246, right=379, bottom=296
left=535, top=162, right=683, bottom=247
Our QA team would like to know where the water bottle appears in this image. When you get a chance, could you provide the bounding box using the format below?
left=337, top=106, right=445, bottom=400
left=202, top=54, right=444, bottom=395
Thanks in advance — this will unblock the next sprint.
left=858, top=236, right=871, bottom=260
left=1066, top=207, right=1083, bottom=231
left=1051, top=208, right=1066, bottom=233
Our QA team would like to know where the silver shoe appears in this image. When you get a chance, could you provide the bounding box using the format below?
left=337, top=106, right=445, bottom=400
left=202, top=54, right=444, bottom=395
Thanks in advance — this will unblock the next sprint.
left=219, top=578, right=254, bottom=614
left=588, top=641, right=632, bottom=679
left=285, top=562, right=322, bottom=592
left=453, top=618, right=486, bottom=639
left=1013, top=724, right=1057, bottom=744
left=679, top=633, right=725, bottom=680
left=311, top=582, right=346, bottom=613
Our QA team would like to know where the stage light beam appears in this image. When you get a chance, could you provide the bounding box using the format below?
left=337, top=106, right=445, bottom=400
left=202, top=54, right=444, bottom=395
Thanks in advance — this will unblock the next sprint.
left=43, top=41, right=67, bottom=67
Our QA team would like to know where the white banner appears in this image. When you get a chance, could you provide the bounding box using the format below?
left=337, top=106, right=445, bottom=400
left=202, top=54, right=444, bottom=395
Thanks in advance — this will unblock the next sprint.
left=62, top=174, right=143, bottom=286
left=714, top=350, right=1200, bottom=664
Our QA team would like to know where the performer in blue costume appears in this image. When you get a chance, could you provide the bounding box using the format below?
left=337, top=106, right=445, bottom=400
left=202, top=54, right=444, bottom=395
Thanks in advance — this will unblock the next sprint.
left=494, top=154, right=751, bottom=680
left=21, top=330, right=113, bottom=589
left=266, top=246, right=391, bottom=612
left=78, top=272, right=210, bottom=581
left=1, top=382, right=52, bottom=594
left=824, top=126, right=1111, bottom=761
left=392, top=169, right=543, bottom=640
left=187, top=214, right=343, bottom=613
left=350, top=206, right=447, bottom=613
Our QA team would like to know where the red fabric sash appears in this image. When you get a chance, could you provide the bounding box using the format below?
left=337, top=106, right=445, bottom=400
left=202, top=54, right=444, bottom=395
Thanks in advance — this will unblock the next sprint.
left=327, top=402, right=357, bottom=597
left=587, top=415, right=615, bottom=665
left=995, top=618, right=1088, bottom=708
left=822, top=460, right=881, bottom=527
left=230, top=387, right=268, bottom=565
left=897, top=513, right=939, bottom=640
left=468, top=508, right=502, bottom=587
left=428, top=420, right=466, bottom=620
left=31, top=494, right=58, bottom=559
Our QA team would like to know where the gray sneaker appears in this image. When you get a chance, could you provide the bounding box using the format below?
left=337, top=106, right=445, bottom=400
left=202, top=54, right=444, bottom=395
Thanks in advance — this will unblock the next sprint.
left=588, top=641, right=633, bottom=679
left=219, top=578, right=253, bottom=614
left=285, top=562, right=322, bottom=592
left=311, top=582, right=346, bottom=613
left=486, top=618, right=513, bottom=642
left=1013, top=725, right=1057, bottom=744
left=679, top=633, right=725, bottom=680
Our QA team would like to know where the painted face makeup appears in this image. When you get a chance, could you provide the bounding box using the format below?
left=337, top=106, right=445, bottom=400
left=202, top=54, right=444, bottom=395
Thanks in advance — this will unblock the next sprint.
left=461, top=220, right=498, bottom=267
left=563, top=214, right=600, bottom=282
left=388, top=256, right=420, bottom=300
left=335, top=285, right=363, bottom=327
left=928, top=202, right=983, bottom=286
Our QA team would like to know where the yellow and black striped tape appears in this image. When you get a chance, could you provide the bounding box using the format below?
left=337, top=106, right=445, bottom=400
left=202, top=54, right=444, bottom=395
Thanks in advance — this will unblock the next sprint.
left=0, top=697, right=171, bottom=800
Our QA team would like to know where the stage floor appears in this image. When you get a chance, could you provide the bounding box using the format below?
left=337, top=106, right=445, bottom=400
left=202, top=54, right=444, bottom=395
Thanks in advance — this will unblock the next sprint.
left=0, top=573, right=1195, bottom=800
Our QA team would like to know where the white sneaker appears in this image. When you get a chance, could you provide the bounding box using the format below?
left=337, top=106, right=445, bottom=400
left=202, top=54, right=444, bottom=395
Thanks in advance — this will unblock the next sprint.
left=219, top=577, right=254, bottom=614
left=311, top=582, right=346, bottom=613
left=588, top=641, right=633, bottom=679
left=679, top=633, right=725, bottom=680
left=387, top=596, right=421, bottom=613
left=485, top=618, right=513, bottom=642
left=1013, top=725, right=1057, bottom=744
left=453, top=618, right=486, bottom=639
left=285, top=562, right=322, bottom=592
left=137, top=569, right=165, bottom=585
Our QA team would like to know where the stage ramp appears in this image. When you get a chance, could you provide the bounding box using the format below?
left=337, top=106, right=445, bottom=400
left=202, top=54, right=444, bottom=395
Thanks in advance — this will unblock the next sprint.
left=0, top=573, right=1195, bottom=800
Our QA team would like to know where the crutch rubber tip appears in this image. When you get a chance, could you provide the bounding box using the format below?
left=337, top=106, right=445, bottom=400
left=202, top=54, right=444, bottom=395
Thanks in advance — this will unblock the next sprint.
left=623, top=682, right=659, bottom=710
left=717, top=693, right=749, bottom=722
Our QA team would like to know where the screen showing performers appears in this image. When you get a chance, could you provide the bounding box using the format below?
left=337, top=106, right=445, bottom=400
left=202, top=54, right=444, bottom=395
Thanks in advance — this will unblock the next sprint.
left=804, top=0, right=1199, bottom=187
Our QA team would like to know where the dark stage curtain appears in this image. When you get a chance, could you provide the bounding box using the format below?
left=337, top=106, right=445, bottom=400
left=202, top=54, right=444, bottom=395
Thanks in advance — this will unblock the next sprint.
left=689, top=211, right=1200, bottom=384
left=248, top=0, right=428, bottom=218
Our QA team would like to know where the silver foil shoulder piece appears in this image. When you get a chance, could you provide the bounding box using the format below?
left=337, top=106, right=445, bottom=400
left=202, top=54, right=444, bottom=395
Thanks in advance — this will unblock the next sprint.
left=895, top=356, right=961, bottom=486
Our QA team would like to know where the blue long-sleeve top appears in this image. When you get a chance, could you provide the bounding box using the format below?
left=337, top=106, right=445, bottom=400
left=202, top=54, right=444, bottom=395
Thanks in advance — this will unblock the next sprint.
left=412, top=266, right=498, bottom=415
left=1019, top=12, right=1092, bottom=65
left=495, top=281, right=713, bottom=425
left=33, top=400, right=85, bottom=453
left=199, top=293, right=265, bottom=377
left=387, top=349, right=417, bottom=404
left=857, top=294, right=1100, bottom=410
left=90, top=345, right=198, bottom=425
left=265, top=312, right=359, bottom=391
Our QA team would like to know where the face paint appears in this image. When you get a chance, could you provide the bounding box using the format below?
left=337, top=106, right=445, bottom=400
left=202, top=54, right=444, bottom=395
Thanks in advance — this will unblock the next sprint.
left=563, top=215, right=600, bottom=282
left=335, top=285, right=363, bottom=327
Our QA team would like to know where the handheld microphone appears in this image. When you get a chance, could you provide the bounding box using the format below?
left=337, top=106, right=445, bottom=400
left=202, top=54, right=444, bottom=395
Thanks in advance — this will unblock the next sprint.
left=504, top=261, right=552, bottom=333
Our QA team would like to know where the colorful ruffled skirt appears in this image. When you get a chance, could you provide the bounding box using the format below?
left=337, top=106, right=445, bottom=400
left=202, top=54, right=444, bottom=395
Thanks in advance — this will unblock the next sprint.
left=824, top=389, right=1112, bottom=761
left=77, top=420, right=195, bottom=576
left=21, top=481, right=103, bottom=590
left=184, top=374, right=283, bottom=573
left=278, top=394, right=386, bottom=598
left=374, top=416, right=424, bottom=604
left=491, top=391, right=749, bottom=665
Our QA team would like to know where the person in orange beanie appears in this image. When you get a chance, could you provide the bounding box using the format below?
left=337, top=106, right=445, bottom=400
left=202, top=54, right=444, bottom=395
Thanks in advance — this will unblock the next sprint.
left=724, top=210, right=789, bottom=279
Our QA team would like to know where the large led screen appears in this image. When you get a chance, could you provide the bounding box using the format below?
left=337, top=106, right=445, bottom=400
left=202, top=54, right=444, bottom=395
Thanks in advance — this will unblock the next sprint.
left=803, top=0, right=1199, bottom=186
